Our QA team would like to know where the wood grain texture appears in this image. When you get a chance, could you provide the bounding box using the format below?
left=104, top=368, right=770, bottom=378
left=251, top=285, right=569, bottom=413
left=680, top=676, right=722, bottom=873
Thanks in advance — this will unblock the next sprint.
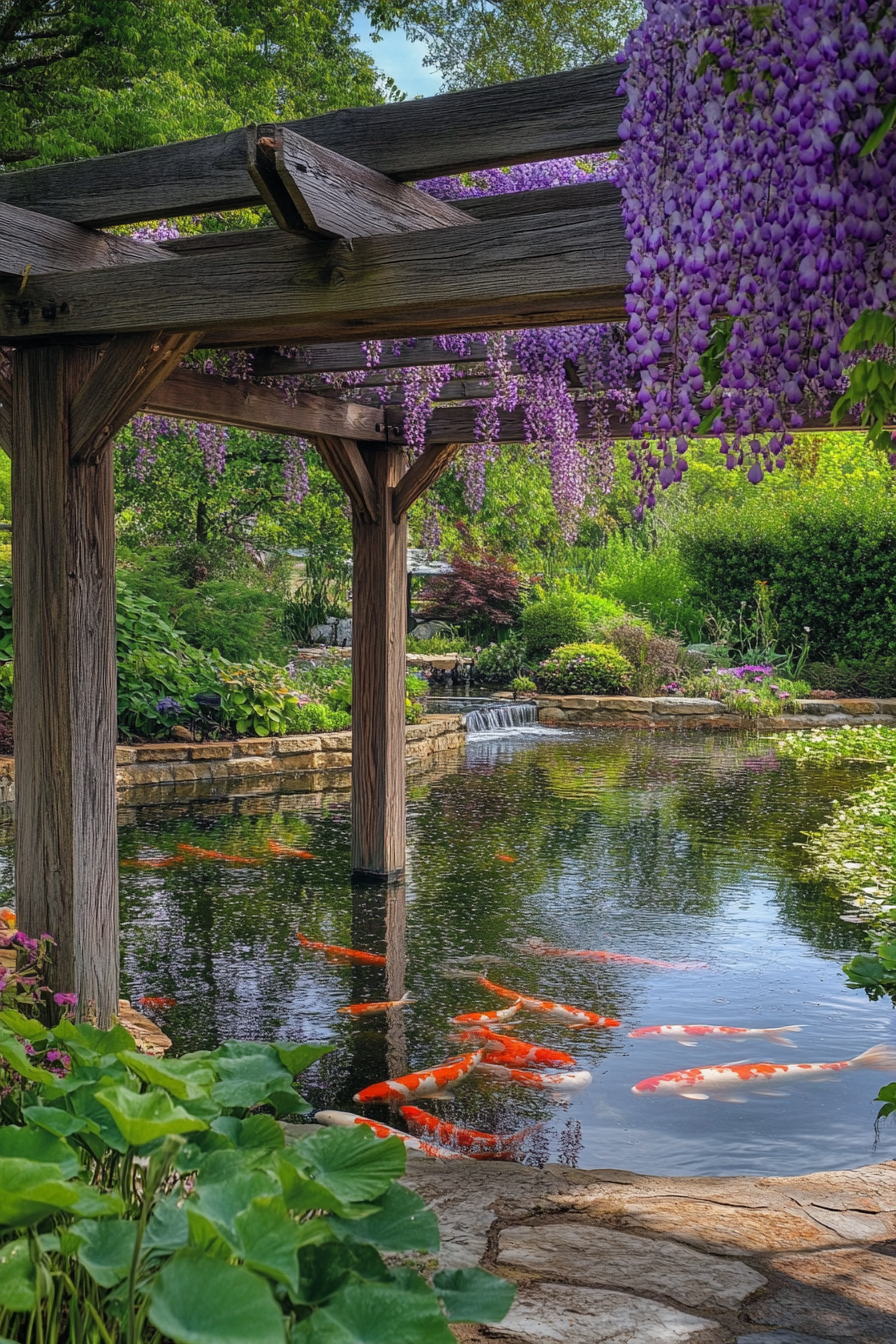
left=351, top=445, right=408, bottom=879
left=143, top=367, right=389, bottom=442
left=0, top=203, right=630, bottom=344
left=392, top=442, right=463, bottom=519
left=12, top=346, right=119, bottom=1022
left=456, top=180, right=621, bottom=222
left=0, top=62, right=624, bottom=227
left=70, top=331, right=202, bottom=463
left=254, top=125, right=474, bottom=239
left=0, top=199, right=170, bottom=277
left=315, top=435, right=379, bottom=522
left=251, top=339, right=494, bottom=376
left=0, top=366, right=10, bottom=454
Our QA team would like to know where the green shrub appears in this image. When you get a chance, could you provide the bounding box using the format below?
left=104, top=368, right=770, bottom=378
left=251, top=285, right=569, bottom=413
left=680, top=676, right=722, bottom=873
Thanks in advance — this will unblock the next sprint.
left=324, top=672, right=428, bottom=725
left=536, top=642, right=632, bottom=695
left=573, top=537, right=704, bottom=639
left=406, top=633, right=471, bottom=654
left=676, top=490, right=896, bottom=660
left=803, top=658, right=896, bottom=698
left=602, top=622, right=694, bottom=696
left=520, top=596, right=589, bottom=658
left=510, top=676, right=536, bottom=697
left=0, top=949, right=513, bottom=1343
left=475, top=633, right=530, bottom=682
left=684, top=667, right=810, bottom=716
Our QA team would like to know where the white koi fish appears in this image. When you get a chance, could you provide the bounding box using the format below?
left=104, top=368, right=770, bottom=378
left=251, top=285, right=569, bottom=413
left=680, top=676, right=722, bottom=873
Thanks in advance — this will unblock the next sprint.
left=354, top=1051, right=483, bottom=1103
left=314, top=1109, right=463, bottom=1159
left=448, top=970, right=620, bottom=1028
left=629, top=1024, right=802, bottom=1048
left=476, top=1061, right=593, bottom=1092
left=632, top=1043, right=896, bottom=1101
left=452, top=1000, right=523, bottom=1025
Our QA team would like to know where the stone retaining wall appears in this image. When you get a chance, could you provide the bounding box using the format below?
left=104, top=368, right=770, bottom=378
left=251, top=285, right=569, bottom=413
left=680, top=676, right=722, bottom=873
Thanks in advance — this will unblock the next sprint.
left=535, top=694, right=896, bottom=730
left=0, top=714, right=465, bottom=806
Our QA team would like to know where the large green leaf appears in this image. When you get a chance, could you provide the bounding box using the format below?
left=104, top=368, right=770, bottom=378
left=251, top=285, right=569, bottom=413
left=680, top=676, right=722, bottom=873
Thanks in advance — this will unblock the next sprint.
left=72, top=1218, right=139, bottom=1287
left=433, top=1267, right=516, bottom=1323
left=209, top=1043, right=295, bottom=1110
left=0, top=1011, right=48, bottom=1042
left=273, top=1044, right=334, bottom=1077
left=0, top=1239, right=36, bottom=1312
left=189, top=1167, right=281, bottom=1241
left=294, top=1279, right=454, bottom=1344
left=145, top=1191, right=190, bottom=1252
left=0, top=1125, right=79, bottom=1178
left=21, top=1106, right=94, bottom=1139
left=212, top=1114, right=285, bottom=1152
left=148, top=1248, right=286, bottom=1344
left=294, top=1241, right=391, bottom=1307
left=0, top=1158, right=122, bottom=1228
left=119, top=1052, right=216, bottom=1101
left=0, top=1036, right=57, bottom=1086
left=330, top=1183, right=438, bottom=1254
left=232, top=1196, right=317, bottom=1291
left=95, top=1086, right=210, bottom=1147
left=289, top=1127, right=405, bottom=1204
left=278, top=1163, right=366, bottom=1220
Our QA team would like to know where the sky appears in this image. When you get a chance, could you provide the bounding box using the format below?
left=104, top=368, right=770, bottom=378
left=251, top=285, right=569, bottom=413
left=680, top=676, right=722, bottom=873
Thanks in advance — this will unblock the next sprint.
left=351, top=14, right=442, bottom=99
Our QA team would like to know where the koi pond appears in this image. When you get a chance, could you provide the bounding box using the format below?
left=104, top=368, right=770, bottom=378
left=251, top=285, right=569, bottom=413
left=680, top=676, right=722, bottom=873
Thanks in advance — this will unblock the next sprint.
left=5, top=725, right=896, bottom=1177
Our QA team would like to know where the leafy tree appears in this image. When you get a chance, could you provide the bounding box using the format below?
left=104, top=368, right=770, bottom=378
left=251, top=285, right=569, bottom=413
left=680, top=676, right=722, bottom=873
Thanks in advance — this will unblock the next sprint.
left=0, top=0, right=383, bottom=167
left=362, top=0, right=640, bottom=89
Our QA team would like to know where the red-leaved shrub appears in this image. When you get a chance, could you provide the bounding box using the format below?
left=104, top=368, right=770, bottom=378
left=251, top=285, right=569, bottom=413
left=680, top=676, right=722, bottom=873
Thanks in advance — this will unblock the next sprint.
left=418, top=551, right=522, bottom=636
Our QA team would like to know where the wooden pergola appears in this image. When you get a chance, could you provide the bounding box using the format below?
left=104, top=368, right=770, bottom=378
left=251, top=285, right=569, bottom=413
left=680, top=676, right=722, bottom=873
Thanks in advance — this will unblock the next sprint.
left=0, top=61, right=865, bottom=1022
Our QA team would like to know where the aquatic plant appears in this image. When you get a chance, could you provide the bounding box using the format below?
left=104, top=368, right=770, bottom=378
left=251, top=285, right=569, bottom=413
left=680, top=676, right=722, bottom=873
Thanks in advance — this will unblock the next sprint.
left=536, top=642, right=633, bottom=695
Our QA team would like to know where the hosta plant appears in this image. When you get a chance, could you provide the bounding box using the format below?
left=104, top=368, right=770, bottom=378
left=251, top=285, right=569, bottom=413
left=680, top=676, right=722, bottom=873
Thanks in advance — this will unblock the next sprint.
left=0, top=1013, right=514, bottom=1343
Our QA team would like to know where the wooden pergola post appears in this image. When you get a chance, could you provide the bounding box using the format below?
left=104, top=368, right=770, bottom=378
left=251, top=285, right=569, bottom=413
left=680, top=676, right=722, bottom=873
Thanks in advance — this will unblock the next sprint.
left=351, top=445, right=408, bottom=881
left=11, top=345, right=119, bottom=1023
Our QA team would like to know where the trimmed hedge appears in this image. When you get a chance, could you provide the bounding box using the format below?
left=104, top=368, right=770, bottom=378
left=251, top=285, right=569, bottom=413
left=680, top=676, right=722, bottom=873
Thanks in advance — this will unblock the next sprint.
left=677, top=491, right=896, bottom=661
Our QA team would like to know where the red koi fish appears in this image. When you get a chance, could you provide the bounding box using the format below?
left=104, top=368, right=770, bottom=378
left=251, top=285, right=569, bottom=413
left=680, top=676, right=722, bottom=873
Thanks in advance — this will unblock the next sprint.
left=496, top=853, right=516, bottom=863
left=522, top=936, right=704, bottom=969
left=461, top=972, right=620, bottom=1028
left=477, top=1062, right=593, bottom=1092
left=140, top=996, right=177, bottom=1010
left=296, top=931, right=387, bottom=965
left=451, top=1026, right=578, bottom=1069
left=122, top=856, right=183, bottom=869
left=268, top=839, right=318, bottom=859
left=400, top=1105, right=538, bottom=1159
left=632, top=1043, right=896, bottom=1100
left=452, top=1000, right=522, bottom=1025
left=629, top=1024, right=802, bottom=1048
left=354, top=1051, right=483, bottom=1103
left=337, top=992, right=415, bottom=1016
left=314, top=1109, right=463, bottom=1159
left=177, top=843, right=261, bottom=865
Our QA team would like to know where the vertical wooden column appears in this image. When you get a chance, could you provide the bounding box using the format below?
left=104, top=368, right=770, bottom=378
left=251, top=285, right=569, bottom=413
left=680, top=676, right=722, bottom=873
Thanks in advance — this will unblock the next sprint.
left=351, top=444, right=408, bottom=881
left=12, top=345, right=119, bottom=1023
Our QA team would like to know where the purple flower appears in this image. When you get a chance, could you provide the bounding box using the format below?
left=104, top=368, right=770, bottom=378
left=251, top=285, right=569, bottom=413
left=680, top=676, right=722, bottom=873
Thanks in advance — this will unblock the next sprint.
left=53, top=992, right=78, bottom=1007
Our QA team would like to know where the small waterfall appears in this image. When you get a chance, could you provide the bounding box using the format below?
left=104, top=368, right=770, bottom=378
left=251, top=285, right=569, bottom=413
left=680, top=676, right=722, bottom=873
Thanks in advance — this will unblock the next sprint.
left=464, top=701, right=538, bottom=734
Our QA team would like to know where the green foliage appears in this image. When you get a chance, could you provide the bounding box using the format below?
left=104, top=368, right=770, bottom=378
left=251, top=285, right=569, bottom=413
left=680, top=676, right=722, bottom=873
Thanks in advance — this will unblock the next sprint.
left=536, top=642, right=632, bottom=695
left=510, top=676, right=536, bottom=697
left=520, top=595, right=589, bottom=658
left=676, top=489, right=896, bottom=660
left=474, top=633, right=530, bottom=683
left=803, top=658, right=896, bottom=698
left=602, top=623, right=694, bottom=696
left=283, top=555, right=352, bottom=648
left=406, top=633, right=472, bottom=655
left=1, top=0, right=381, bottom=169
left=685, top=669, right=809, bottom=717
left=578, top=536, right=705, bottom=639
left=0, top=1004, right=513, bottom=1343
left=323, top=673, right=428, bottom=725
left=833, top=311, right=896, bottom=458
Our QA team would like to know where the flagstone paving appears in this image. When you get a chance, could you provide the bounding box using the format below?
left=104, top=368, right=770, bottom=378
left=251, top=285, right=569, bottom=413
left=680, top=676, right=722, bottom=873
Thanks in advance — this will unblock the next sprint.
left=401, top=1157, right=896, bottom=1343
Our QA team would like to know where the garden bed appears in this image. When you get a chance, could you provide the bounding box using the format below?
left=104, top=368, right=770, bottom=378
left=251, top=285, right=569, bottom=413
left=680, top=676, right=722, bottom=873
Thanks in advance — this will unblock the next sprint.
left=531, top=694, right=896, bottom=730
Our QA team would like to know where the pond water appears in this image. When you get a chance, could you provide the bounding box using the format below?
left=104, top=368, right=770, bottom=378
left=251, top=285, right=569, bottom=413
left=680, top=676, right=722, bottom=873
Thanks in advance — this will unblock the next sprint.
left=3, top=726, right=895, bottom=1177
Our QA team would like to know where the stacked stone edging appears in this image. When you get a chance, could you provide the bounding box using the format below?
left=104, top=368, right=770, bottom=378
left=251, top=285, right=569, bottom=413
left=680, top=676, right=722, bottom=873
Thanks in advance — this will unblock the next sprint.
left=535, top=694, right=896, bottom=730
left=0, top=714, right=465, bottom=805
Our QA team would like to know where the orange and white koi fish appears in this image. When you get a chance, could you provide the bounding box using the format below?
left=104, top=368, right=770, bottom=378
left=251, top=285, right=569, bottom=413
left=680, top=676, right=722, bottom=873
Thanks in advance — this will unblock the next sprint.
left=477, top=1062, right=593, bottom=1092
left=122, top=856, right=184, bottom=869
left=632, top=1043, right=896, bottom=1101
left=400, top=1105, right=538, bottom=1158
left=314, top=1109, right=463, bottom=1159
left=140, top=996, right=177, bottom=1010
left=450, top=1026, right=578, bottom=1069
left=177, top=843, right=261, bottom=865
left=337, top=992, right=415, bottom=1016
left=496, top=853, right=516, bottom=863
left=452, top=971, right=620, bottom=1028
left=296, top=931, right=387, bottom=965
left=268, top=839, right=317, bottom=859
left=452, top=1000, right=522, bottom=1025
left=354, top=1051, right=484, bottom=1103
left=629, top=1024, right=803, bottom=1048
left=0, top=909, right=15, bottom=928
left=521, top=936, right=705, bottom=969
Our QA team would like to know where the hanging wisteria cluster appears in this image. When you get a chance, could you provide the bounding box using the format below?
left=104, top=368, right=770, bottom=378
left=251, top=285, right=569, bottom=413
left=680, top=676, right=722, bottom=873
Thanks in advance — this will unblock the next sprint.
left=121, top=3, right=896, bottom=535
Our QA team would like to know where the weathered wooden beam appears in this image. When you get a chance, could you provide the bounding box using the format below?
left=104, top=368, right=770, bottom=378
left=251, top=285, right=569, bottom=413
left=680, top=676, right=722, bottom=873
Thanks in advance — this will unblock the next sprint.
left=314, top=435, right=380, bottom=523
left=0, top=198, right=169, bottom=277
left=250, top=126, right=475, bottom=238
left=251, top=339, right=495, bottom=376
left=351, top=444, right=409, bottom=880
left=456, top=179, right=620, bottom=222
left=12, top=346, right=118, bottom=1022
left=0, top=202, right=629, bottom=344
left=0, top=367, right=10, bottom=455
left=393, top=442, right=464, bottom=520
left=70, top=331, right=201, bottom=464
left=143, top=366, right=389, bottom=441
left=0, top=63, right=624, bottom=227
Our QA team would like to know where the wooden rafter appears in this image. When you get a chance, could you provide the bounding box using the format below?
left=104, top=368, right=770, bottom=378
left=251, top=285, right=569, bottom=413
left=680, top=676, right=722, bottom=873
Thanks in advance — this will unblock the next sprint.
left=314, top=436, right=379, bottom=523
left=250, top=126, right=475, bottom=238
left=70, top=331, right=203, bottom=465
left=0, top=63, right=624, bottom=227
left=0, top=199, right=170, bottom=278
left=251, top=339, right=495, bottom=376
left=393, top=443, right=464, bottom=520
left=0, top=200, right=628, bottom=344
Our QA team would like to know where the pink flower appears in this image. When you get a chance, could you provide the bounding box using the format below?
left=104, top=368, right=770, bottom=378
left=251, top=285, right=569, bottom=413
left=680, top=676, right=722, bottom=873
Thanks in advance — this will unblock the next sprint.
left=53, top=992, right=78, bottom=1007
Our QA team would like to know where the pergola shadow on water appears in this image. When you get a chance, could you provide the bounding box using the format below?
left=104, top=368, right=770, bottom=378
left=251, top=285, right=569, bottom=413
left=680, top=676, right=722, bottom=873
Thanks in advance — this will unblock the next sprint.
left=0, top=62, right=864, bottom=1023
